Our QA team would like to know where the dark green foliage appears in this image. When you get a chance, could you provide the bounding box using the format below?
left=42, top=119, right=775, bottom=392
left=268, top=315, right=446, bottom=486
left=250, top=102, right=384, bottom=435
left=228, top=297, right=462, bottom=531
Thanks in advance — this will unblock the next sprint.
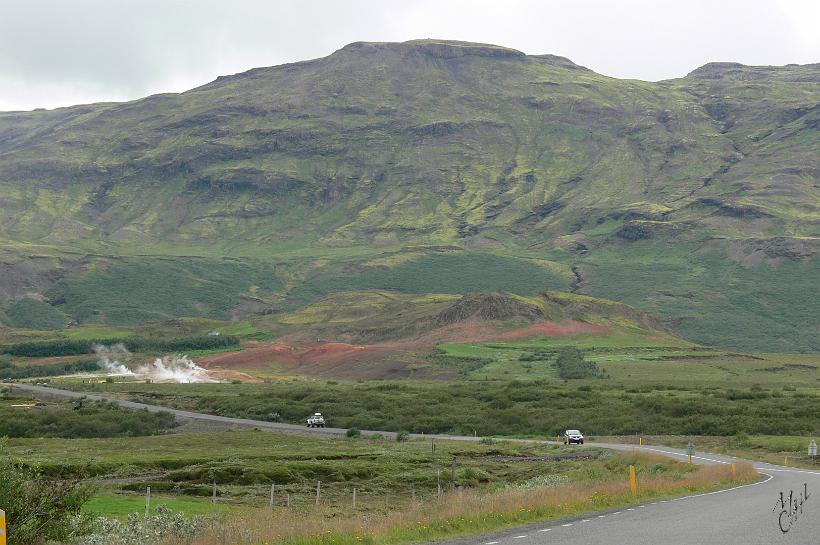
left=584, top=242, right=820, bottom=352
left=0, top=399, right=177, bottom=438
left=291, top=253, right=567, bottom=302
left=46, top=257, right=281, bottom=325
left=1, top=335, right=239, bottom=357
left=555, top=347, right=600, bottom=379
left=0, top=359, right=99, bottom=379
left=4, top=298, right=69, bottom=330
left=97, top=381, right=820, bottom=438
left=346, top=428, right=361, bottom=438
left=0, top=441, right=91, bottom=544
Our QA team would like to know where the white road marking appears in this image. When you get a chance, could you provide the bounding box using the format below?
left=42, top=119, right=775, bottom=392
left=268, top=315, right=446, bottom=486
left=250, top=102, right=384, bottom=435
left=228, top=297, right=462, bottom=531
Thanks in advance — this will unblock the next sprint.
left=561, top=523, right=573, bottom=527
left=513, top=536, right=527, bottom=539
left=485, top=542, right=499, bottom=544
left=598, top=515, right=606, bottom=518
left=627, top=508, right=635, bottom=511
left=639, top=505, right=646, bottom=508
left=581, top=519, right=591, bottom=522
left=538, top=528, right=552, bottom=532
left=613, top=511, right=622, bottom=514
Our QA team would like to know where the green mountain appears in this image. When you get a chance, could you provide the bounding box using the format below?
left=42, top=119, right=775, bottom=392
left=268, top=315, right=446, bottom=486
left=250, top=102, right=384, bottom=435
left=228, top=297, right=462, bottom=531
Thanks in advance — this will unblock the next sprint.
left=0, top=40, right=817, bottom=351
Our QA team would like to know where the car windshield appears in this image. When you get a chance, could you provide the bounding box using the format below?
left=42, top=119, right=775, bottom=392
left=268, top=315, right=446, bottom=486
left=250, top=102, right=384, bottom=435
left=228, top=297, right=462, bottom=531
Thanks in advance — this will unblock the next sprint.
left=567, top=430, right=581, bottom=435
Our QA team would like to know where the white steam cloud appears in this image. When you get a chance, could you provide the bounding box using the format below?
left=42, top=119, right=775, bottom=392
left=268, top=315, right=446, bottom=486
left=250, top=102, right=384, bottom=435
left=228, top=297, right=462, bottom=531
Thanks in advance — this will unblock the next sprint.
left=92, top=344, right=216, bottom=383
left=135, top=355, right=218, bottom=384
left=93, top=343, right=133, bottom=375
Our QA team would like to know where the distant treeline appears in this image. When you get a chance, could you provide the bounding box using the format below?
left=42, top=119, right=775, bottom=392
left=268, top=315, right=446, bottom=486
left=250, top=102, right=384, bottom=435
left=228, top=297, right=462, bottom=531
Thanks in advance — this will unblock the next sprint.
left=0, top=359, right=100, bottom=380
left=0, top=335, right=239, bottom=357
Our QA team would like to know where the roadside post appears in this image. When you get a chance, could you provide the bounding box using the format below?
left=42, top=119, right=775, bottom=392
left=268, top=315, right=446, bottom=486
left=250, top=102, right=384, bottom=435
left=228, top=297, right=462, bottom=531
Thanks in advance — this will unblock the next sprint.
left=629, top=465, right=638, bottom=496
left=731, top=463, right=737, bottom=479
left=809, top=440, right=817, bottom=465
left=1, top=508, right=6, bottom=545
left=687, top=441, right=695, bottom=464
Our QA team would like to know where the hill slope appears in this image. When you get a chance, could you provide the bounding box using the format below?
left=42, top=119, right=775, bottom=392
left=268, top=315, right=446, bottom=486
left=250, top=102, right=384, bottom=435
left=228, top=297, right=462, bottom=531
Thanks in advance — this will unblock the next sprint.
left=0, top=40, right=817, bottom=351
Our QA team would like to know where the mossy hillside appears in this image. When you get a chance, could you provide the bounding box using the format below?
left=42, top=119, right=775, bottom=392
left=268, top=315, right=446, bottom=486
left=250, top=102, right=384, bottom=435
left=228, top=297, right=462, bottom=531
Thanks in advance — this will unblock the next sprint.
left=0, top=41, right=817, bottom=350
left=44, top=256, right=281, bottom=325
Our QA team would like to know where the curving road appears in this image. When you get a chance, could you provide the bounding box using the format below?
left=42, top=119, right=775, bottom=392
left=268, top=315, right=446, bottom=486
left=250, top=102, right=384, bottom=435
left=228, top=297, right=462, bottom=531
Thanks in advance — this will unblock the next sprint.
left=11, top=383, right=820, bottom=544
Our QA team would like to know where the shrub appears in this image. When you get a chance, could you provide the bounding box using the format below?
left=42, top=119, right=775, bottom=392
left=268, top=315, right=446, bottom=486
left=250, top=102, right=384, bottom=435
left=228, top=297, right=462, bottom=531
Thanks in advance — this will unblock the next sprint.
left=346, top=428, right=361, bottom=438
left=396, top=431, right=410, bottom=442
left=0, top=440, right=92, bottom=544
left=555, top=346, right=600, bottom=379
left=77, top=505, right=205, bottom=545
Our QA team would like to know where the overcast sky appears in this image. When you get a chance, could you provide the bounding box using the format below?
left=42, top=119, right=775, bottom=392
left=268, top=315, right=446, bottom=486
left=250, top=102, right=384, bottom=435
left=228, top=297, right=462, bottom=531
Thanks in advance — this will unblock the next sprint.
left=0, top=0, right=817, bottom=112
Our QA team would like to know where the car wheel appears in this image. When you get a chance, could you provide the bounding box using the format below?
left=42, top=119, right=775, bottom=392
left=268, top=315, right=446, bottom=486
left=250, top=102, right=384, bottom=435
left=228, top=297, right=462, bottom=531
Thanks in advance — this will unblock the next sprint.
left=580, top=439, right=584, bottom=444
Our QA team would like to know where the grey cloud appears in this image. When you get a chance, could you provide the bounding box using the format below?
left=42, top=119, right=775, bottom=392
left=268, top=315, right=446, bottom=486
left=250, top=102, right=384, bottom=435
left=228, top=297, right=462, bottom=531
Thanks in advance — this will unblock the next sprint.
left=0, top=0, right=817, bottom=111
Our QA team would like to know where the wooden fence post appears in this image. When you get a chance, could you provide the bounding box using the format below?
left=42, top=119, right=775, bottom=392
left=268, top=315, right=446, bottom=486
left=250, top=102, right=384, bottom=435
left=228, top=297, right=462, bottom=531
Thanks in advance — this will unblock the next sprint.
left=316, top=480, right=321, bottom=505
left=145, top=487, right=151, bottom=518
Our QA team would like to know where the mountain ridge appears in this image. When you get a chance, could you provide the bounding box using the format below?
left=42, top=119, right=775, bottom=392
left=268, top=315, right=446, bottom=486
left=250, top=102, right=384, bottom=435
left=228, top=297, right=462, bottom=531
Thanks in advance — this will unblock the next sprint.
left=0, top=40, right=817, bottom=351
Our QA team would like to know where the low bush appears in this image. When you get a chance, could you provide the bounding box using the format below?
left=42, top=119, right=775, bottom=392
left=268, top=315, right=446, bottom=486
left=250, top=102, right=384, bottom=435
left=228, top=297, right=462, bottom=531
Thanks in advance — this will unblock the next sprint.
left=0, top=441, right=92, bottom=544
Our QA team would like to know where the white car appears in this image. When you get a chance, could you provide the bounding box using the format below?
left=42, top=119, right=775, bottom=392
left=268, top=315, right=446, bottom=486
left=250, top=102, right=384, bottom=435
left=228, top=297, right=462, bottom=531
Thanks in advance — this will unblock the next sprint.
left=563, top=429, right=584, bottom=445
left=306, top=413, right=326, bottom=428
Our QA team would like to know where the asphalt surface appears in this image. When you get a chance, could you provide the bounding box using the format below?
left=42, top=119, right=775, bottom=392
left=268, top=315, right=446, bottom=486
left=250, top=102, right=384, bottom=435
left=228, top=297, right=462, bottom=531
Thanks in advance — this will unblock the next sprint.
left=11, top=383, right=820, bottom=544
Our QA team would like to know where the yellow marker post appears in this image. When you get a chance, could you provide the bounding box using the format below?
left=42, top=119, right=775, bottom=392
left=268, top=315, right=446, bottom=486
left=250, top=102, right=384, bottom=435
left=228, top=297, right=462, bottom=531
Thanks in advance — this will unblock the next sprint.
left=639, top=436, right=643, bottom=446
left=629, top=465, right=638, bottom=496
left=1, top=508, right=6, bottom=545
left=731, top=463, right=737, bottom=479
left=785, top=456, right=789, bottom=467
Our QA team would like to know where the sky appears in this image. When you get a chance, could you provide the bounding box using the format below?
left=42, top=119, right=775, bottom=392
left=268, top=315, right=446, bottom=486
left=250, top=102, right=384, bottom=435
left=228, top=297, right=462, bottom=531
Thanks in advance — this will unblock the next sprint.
left=0, top=0, right=818, bottom=112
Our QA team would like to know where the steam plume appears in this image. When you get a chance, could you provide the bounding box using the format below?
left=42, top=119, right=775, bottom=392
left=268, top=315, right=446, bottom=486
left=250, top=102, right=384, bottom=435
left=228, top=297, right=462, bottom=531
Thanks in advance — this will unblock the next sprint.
left=92, top=343, right=134, bottom=375
left=92, top=343, right=216, bottom=383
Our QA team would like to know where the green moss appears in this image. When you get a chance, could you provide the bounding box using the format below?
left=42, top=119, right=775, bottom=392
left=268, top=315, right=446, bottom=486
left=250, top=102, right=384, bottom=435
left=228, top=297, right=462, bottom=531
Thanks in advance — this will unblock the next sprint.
left=5, top=298, right=69, bottom=330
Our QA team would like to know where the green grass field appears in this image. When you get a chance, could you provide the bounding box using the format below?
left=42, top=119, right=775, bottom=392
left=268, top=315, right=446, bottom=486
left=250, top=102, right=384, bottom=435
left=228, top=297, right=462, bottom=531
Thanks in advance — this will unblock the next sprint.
left=84, top=493, right=244, bottom=518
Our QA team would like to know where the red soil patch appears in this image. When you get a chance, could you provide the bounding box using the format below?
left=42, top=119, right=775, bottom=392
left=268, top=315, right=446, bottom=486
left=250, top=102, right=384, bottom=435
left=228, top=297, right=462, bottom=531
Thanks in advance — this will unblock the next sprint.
left=199, top=345, right=299, bottom=371
left=199, top=320, right=611, bottom=379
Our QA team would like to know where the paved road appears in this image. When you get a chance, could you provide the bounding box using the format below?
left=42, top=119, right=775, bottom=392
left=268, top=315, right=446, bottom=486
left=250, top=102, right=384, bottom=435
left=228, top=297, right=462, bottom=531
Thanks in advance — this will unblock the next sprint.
left=12, top=383, right=820, bottom=544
